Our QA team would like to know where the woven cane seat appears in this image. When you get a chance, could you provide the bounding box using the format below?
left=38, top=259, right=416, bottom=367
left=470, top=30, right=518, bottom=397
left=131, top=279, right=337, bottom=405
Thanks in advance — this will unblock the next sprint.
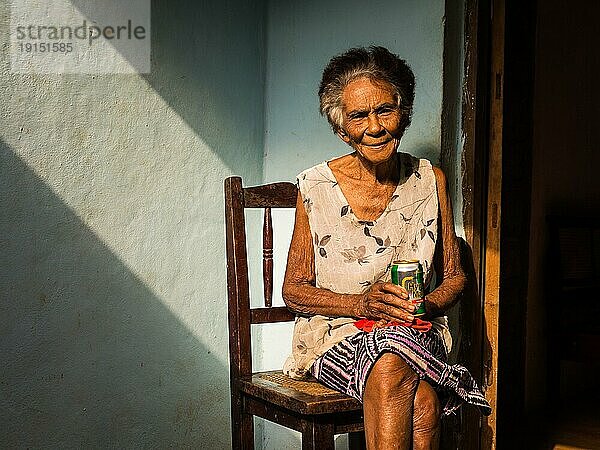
left=239, top=370, right=362, bottom=415
left=256, top=371, right=341, bottom=396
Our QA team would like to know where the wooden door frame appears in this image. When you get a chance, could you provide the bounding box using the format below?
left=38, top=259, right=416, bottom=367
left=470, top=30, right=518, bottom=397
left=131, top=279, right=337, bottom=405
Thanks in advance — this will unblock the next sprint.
left=442, top=0, right=537, bottom=448
left=441, top=0, right=493, bottom=447
left=440, top=0, right=490, bottom=448
left=493, top=1, right=537, bottom=448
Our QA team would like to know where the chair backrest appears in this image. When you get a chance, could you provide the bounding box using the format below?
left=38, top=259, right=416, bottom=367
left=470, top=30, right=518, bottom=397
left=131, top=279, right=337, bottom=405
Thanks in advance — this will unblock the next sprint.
left=224, top=176, right=297, bottom=380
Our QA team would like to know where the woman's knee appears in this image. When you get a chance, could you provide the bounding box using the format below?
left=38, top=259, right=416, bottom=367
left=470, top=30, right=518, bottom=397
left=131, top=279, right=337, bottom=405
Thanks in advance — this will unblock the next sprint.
left=413, top=381, right=441, bottom=430
left=366, top=353, right=419, bottom=398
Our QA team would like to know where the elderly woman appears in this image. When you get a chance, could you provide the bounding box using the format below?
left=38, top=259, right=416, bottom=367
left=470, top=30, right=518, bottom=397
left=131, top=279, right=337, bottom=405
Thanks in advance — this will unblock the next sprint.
left=282, top=47, right=491, bottom=449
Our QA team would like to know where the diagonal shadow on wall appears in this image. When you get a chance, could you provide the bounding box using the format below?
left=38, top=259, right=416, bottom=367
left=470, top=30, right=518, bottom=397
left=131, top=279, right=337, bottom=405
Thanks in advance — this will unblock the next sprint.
left=0, top=139, right=229, bottom=448
left=69, top=0, right=268, bottom=176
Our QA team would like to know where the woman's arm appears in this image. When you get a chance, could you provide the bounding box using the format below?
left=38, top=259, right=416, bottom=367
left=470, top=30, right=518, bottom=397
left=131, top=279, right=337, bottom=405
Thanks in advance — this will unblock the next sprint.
left=283, top=192, right=360, bottom=317
left=423, top=166, right=467, bottom=317
left=282, top=192, right=416, bottom=322
left=282, top=192, right=363, bottom=317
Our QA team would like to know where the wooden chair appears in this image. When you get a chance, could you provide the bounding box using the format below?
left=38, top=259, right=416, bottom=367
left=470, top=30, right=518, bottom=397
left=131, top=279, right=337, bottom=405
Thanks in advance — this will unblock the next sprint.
left=224, top=176, right=364, bottom=450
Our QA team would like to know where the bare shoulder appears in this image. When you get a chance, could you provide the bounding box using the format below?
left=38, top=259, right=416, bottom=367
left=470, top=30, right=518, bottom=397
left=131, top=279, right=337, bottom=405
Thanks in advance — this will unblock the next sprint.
left=431, top=165, right=455, bottom=221
left=431, top=165, right=449, bottom=191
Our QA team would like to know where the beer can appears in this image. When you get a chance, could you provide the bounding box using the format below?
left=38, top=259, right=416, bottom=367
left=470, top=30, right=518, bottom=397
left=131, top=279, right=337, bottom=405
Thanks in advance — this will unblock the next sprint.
left=391, top=260, right=426, bottom=317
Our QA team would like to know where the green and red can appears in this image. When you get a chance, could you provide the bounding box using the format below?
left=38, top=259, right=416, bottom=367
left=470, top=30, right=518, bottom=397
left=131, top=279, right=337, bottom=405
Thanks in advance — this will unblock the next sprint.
left=391, top=260, right=426, bottom=317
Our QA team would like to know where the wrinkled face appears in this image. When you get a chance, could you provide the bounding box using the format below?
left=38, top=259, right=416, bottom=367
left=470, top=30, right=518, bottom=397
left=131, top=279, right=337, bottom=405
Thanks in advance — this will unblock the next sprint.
left=338, top=77, right=404, bottom=165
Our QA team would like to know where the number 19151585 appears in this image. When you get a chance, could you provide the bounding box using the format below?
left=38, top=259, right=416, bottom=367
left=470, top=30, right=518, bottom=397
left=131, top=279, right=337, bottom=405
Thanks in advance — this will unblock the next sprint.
left=19, top=42, right=73, bottom=53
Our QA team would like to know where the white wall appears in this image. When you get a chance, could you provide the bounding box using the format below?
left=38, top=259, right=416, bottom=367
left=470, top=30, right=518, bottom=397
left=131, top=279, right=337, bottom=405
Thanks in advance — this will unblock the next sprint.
left=258, top=1, right=446, bottom=447
left=0, top=1, right=266, bottom=447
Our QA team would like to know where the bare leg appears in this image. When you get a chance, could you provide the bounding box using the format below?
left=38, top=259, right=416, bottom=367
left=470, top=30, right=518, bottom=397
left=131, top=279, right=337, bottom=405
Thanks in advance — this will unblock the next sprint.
left=363, top=353, right=419, bottom=450
left=412, top=380, right=441, bottom=450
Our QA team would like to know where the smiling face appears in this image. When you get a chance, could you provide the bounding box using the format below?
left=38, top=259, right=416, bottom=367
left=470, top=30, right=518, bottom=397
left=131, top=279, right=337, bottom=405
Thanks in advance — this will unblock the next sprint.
left=337, top=77, right=404, bottom=165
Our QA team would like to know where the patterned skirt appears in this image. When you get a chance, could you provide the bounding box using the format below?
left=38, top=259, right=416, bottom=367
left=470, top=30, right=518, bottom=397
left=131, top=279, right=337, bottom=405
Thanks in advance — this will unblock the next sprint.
left=310, top=325, right=492, bottom=416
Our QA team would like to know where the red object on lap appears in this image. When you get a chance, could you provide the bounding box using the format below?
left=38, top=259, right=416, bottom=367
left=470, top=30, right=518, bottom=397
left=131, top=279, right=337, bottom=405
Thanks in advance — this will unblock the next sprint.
left=354, top=318, right=432, bottom=333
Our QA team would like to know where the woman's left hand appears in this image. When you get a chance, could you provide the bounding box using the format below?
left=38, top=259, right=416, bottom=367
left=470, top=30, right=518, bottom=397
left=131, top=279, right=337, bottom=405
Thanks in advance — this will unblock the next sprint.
left=358, top=281, right=417, bottom=323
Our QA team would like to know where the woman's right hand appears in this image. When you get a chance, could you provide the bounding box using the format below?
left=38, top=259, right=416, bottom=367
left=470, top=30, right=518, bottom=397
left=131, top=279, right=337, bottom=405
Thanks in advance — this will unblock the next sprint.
left=358, top=281, right=417, bottom=323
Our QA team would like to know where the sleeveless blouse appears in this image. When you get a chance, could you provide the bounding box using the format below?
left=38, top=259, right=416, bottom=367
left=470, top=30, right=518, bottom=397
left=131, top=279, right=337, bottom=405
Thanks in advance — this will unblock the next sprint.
left=283, top=153, right=451, bottom=379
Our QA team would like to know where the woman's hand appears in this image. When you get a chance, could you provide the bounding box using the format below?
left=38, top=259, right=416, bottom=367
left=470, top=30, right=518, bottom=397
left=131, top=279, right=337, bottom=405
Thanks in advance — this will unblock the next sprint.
left=358, top=282, right=417, bottom=323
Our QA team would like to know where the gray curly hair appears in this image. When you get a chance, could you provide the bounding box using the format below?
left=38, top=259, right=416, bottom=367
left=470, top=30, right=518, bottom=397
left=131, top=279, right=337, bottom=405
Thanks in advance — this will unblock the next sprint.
left=318, top=46, right=415, bottom=133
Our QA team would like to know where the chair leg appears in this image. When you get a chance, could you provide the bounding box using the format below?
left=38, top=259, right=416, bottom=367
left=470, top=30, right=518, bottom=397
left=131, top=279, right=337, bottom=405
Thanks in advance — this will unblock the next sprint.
left=231, top=392, right=254, bottom=450
left=301, top=420, right=335, bottom=450
left=348, top=431, right=366, bottom=450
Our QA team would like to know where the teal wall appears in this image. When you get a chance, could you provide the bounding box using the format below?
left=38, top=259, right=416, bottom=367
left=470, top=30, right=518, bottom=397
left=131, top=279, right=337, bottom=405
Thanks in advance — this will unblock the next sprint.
left=263, top=0, right=445, bottom=182
left=259, top=1, right=446, bottom=448
left=0, top=0, right=266, bottom=447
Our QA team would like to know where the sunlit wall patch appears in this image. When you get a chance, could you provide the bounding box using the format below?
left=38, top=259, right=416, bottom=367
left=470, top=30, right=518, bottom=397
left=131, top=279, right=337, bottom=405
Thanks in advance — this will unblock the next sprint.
left=10, top=0, right=151, bottom=74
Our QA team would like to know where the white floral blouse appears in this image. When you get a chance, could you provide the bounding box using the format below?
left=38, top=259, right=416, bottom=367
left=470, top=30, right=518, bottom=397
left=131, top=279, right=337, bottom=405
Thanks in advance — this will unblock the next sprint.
left=283, top=153, right=451, bottom=379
